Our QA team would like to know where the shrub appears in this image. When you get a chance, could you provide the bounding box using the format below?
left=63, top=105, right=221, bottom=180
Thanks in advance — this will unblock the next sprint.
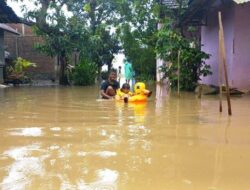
left=71, top=61, right=97, bottom=86
left=5, top=57, right=36, bottom=84
left=156, top=20, right=212, bottom=91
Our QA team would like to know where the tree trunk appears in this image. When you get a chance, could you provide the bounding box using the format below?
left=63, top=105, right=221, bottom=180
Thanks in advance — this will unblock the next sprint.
left=59, top=55, right=69, bottom=85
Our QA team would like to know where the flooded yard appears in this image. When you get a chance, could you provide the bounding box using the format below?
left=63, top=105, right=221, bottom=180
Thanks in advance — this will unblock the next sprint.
left=0, top=86, right=250, bottom=190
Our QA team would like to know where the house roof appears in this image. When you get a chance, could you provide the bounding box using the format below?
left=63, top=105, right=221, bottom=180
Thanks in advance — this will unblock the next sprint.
left=0, top=0, right=21, bottom=23
left=0, top=23, right=20, bottom=35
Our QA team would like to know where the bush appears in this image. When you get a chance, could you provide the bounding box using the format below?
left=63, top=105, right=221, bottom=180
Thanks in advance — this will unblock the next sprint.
left=5, top=57, right=36, bottom=85
left=71, top=61, right=97, bottom=86
left=156, top=20, right=212, bottom=91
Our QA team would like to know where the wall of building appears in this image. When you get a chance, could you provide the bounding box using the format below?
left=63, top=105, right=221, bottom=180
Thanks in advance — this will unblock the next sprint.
left=201, top=5, right=235, bottom=87
left=4, top=25, right=56, bottom=80
left=232, top=2, right=250, bottom=89
left=7, top=23, right=33, bottom=36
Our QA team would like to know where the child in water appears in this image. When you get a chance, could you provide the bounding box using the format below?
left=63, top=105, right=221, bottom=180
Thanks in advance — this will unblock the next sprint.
left=115, top=83, right=134, bottom=103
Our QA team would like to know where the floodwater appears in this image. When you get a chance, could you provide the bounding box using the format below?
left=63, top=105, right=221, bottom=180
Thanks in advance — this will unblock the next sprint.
left=0, top=85, right=250, bottom=190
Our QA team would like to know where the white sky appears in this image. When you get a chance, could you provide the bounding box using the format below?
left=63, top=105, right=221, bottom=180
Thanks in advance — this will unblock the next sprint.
left=7, top=0, right=35, bottom=17
left=7, top=0, right=72, bottom=18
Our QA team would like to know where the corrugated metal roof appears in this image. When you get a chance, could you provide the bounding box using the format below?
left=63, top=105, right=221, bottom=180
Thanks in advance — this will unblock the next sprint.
left=233, top=0, right=250, bottom=4
left=0, top=24, right=20, bottom=35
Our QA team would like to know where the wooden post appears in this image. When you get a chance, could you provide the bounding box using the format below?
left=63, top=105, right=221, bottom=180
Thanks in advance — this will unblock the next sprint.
left=218, top=12, right=232, bottom=115
left=177, top=50, right=181, bottom=97
left=218, top=28, right=223, bottom=112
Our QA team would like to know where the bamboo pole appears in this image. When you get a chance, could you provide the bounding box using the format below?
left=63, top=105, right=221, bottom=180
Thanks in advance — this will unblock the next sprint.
left=218, top=28, right=223, bottom=112
left=218, top=12, right=232, bottom=115
left=177, top=50, right=181, bottom=97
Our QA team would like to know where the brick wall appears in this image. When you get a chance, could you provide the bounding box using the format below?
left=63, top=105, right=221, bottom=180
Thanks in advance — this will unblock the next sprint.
left=4, top=24, right=56, bottom=80
left=7, top=23, right=33, bottom=36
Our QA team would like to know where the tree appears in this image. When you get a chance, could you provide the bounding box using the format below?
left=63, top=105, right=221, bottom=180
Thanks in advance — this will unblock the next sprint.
left=17, top=0, right=87, bottom=85
left=68, top=0, right=121, bottom=76
left=156, top=19, right=211, bottom=91
left=12, top=0, right=121, bottom=84
left=116, top=0, right=159, bottom=80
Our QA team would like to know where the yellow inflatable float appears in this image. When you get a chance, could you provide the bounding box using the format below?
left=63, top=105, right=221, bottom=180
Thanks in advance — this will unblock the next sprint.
left=115, top=82, right=152, bottom=103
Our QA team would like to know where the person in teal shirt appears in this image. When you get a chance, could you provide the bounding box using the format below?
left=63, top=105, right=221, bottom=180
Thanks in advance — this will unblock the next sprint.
left=124, top=58, right=134, bottom=84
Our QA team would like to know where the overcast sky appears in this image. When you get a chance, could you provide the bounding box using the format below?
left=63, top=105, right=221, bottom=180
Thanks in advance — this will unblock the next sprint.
left=7, top=0, right=35, bottom=17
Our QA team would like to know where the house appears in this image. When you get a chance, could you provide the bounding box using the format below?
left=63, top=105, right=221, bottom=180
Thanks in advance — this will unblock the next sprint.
left=183, top=0, right=250, bottom=89
left=0, top=0, right=20, bottom=83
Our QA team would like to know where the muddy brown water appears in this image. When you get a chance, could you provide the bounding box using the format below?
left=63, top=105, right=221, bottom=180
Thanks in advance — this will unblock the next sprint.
left=0, top=85, right=250, bottom=190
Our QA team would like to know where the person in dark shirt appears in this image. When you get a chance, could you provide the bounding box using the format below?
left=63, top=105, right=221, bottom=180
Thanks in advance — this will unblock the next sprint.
left=100, top=70, right=120, bottom=99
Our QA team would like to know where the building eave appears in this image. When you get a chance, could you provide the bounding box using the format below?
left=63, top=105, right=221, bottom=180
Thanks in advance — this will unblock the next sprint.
left=0, top=23, right=20, bottom=35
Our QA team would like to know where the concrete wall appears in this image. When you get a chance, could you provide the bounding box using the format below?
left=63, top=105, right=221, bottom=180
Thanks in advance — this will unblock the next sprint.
left=232, top=3, right=250, bottom=89
left=201, top=5, right=235, bottom=87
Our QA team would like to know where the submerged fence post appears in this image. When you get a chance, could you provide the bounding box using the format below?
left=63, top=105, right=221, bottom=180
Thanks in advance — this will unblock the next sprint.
left=218, top=11, right=232, bottom=116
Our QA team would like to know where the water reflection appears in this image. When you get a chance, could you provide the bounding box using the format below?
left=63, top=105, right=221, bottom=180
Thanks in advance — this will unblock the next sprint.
left=2, top=144, right=45, bottom=190
left=1, top=86, right=250, bottom=189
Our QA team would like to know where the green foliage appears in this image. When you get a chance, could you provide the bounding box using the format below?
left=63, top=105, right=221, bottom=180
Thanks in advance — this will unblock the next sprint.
left=69, top=0, right=121, bottom=71
left=78, top=26, right=120, bottom=71
left=12, top=0, right=212, bottom=90
left=117, top=0, right=159, bottom=80
left=136, top=73, right=155, bottom=84
left=156, top=20, right=212, bottom=91
left=15, top=0, right=158, bottom=84
left=13, top=57, right=37, bottom=73
left=6, top=57, right=36, bottom=84
left=71, top=60, right=98, bottom=86
left=118, top=24, right=156, bottom=78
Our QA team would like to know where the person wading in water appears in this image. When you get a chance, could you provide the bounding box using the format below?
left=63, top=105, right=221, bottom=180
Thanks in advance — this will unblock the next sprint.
left=124, top=58, right=134, bottom=84
left=100, top=70, right=120, bottom=99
